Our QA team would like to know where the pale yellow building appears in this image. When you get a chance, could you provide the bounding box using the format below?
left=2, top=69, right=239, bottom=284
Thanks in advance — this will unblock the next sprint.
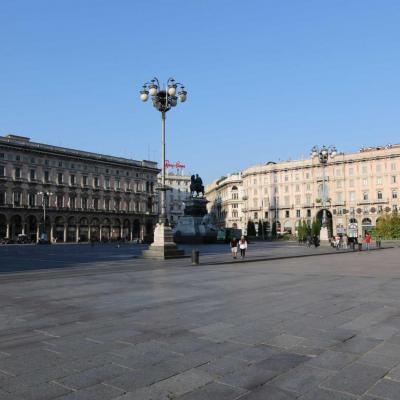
left=205, top=173, right=244, bottom=230
left=206, top=145, right=400, bottom=237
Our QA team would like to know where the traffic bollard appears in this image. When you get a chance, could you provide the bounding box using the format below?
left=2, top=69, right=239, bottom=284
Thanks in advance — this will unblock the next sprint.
left=191, top=249, right=199, bottom=265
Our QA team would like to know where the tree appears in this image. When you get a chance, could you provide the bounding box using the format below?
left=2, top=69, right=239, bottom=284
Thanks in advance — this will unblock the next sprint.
left=258, top=220, right=264, bottom=238
left=311, top=219, right=321, bottom=237
left=247, top=220, right=256, bottom=236
left=271, top=222, right=277, bottom=239
left=375, top=214, right=400, bottom=239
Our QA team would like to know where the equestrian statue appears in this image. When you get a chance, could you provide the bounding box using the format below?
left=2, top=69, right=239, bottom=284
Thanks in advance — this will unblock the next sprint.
left=190, top=174, right=204, bottom=197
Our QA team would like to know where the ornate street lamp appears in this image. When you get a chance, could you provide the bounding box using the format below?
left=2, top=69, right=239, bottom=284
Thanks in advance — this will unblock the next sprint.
left=311, top=145, right=337, bottom=241
left=140, top=77, right=187, bottom=259
left=37, top=191, right=53, bottom=243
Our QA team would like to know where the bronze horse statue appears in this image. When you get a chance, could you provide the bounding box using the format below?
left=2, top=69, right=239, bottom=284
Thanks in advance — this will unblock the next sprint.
left=190, top=174, right=204, bottom=197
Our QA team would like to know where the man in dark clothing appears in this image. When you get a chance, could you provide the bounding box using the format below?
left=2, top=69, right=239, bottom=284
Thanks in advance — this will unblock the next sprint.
left=230, top=237, right=238, bottom=259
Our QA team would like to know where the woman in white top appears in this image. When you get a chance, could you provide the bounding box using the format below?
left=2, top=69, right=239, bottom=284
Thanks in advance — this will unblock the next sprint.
left=239, top=236, right=248, bottom=259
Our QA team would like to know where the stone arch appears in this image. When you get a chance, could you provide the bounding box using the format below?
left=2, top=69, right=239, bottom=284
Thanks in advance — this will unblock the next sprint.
left=316, top=209, right=333, bottom=237
left=101, top=218, right=111, bottom=241
left=54, top=216, right=65, bottom=242
left=26, top=215, right=38, bottom=242
left=112, top=218, right=121, bottom=240
left=90, top=218, right=100, bottom=241
left=0, top=214, right=7, bottom=238
left=283, top=220, right=292, bottom=234
left=10, top=214, right=23, bottom=239
left=79, top=217, right=89, bottom=242
left=132, top=219, right=141, bottom=240
left=362, top=217, right=372, bottom=234
left=67, top=216, right=77, bottom=242
left=123, top=219, right=130, bottom=240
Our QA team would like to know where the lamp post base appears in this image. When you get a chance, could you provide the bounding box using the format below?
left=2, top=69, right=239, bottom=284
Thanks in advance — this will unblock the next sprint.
left=319, top=226, right=330, bottom=243
left=142, top=222, right=186, bottom=259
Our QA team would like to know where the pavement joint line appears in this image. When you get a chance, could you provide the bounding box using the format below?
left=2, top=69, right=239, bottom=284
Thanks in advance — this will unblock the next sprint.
left=0, top=369, right=15, bottom=377
left=51, top=380, right=76, bottom=391
left=316, top=383, right=361, bottom=398
left=43, top=348, right=62, bottom=354
left=33, top=329, right=60, bottom=338
left=84, top=337, right=104, bottom=344
left=197, top=246, right=393, bottom=267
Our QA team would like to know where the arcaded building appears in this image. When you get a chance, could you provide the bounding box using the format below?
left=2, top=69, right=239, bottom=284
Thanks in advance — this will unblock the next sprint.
left=206, top=145, right=400, bottom=237
left=0, top=134, right=159, bottom=242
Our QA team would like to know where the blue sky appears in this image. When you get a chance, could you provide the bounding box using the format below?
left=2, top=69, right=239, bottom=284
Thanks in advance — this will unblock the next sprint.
left=1, top=0, right=400, bottom=183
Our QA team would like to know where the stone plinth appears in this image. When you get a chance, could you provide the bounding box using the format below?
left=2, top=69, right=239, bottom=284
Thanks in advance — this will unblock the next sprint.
left=142, top=223, right=186, bottom=259
left=320, top=226, right=330, bottom=243
left=173, top=197, right=217, bottom=244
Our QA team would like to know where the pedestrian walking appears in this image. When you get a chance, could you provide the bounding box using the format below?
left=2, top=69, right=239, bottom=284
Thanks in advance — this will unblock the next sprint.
left=342, top=234, right=348, bottom=250
left=335, top=234, right=340, bottom=250
left=364, top=232, right=372, bottom=251
left=239, top=236, right=248, bottom=259
left=230, top=237, right=238, bottom=259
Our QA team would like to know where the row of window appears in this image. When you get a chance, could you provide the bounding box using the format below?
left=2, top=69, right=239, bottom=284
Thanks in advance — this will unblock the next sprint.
left=0, top=192, right=154, bottom=212
left=251, top=205, right=399, bottom=221
left=246, top=162, right=399, bottom=186
left=252, top=189, right=399, bottom=208
left=0, top=166, right=155, bottom=192
left=0, top=153, right=148, bottom=177
left=248, top=175, right=399, bottom=196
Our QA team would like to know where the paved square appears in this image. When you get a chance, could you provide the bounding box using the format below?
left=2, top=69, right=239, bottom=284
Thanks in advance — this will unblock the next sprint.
left=1, top=245, right=400, bottom=399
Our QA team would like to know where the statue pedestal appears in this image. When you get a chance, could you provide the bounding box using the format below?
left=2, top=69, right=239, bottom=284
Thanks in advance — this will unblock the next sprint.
left=173, top=197, right=218, bottom=244
left=142, top=223, right=186, bottom=259
left=319, top=226, right=330, bottom=243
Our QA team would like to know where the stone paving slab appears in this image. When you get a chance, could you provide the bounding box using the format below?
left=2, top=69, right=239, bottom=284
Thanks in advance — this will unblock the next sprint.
left=1, top=246, right=400, bottom=398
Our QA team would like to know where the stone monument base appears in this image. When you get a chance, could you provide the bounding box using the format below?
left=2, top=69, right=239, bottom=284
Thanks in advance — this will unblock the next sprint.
left=142, top=223, right=186, bottom=259
left=319, top=226, right=330, bottom=243
left=172, top=197, right=217, bottom=244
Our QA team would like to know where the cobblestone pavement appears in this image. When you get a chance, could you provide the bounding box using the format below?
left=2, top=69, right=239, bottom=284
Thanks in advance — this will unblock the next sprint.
left=1, top=247, right=400, bottom=399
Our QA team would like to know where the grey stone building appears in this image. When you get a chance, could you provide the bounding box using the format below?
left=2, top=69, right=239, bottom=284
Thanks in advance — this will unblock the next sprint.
left=0, top=134, right=159, bottom=242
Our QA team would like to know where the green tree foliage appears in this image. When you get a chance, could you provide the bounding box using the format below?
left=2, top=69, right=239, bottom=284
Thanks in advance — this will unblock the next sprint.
left=297, top=220, right=310, bottom=241
left=271, top=222, right=277, bottom=238
left=311, top=219, right=321, bottom=237
left=375, top=214, right=400, bottom=239
left=247, top=220, right=256, bottom=236
left=258, top=220, right=263, bottom=238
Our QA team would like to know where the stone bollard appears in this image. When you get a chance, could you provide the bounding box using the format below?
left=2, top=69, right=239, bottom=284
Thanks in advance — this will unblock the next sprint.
left=191, top=249, right=200, bottom=265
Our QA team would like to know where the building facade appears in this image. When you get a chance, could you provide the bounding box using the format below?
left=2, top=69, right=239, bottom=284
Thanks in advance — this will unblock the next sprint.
left=206, top=145, right=400, bottom=237
left=159, top=171, right=191, bottom=226
left=205, top=173, right=244, bottom=230
left=0, top=135, right=159, bottom=242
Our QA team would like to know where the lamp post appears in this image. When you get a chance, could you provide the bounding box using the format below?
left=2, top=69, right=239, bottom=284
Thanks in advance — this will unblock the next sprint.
left=140, top=77, right=187, bottom=259
left=311, top=145, right=337, bottom=241
left=38, top=191, right=53, bottom=242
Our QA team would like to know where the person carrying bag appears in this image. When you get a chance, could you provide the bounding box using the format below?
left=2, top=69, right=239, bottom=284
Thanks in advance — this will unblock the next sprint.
left=239, top=236, right=248, bottom=259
